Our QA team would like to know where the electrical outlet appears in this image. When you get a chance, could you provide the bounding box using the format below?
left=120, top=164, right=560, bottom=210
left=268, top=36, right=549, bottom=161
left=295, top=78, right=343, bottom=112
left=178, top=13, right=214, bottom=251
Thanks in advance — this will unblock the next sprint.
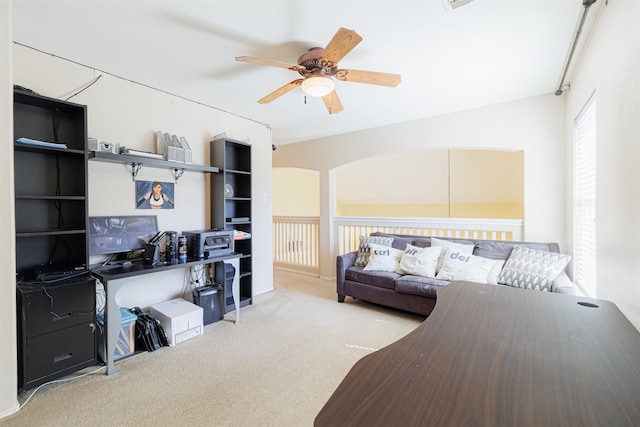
left=93, top=69, right=111, bottom=82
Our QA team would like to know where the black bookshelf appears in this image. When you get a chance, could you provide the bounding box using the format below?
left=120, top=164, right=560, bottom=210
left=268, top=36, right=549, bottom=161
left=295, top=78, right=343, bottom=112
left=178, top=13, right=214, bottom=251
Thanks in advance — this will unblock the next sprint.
left=210, top=138, right=252, bottom=312
left=13, top=89, right=97, bottom=391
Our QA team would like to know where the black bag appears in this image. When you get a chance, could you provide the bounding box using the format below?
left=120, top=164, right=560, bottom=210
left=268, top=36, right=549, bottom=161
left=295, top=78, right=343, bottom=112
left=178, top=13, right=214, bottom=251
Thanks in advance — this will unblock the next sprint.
left=129, top=307, right=169, bottom=352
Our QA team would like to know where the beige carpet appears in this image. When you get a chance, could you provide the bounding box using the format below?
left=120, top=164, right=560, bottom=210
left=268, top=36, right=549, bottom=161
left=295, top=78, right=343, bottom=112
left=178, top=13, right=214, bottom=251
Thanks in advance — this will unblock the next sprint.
left=2, top=270, right=422, bottom=427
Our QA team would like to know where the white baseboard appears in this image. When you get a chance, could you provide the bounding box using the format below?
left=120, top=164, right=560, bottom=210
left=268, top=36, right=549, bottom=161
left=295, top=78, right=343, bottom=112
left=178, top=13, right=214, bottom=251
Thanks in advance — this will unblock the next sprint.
left=0, top=400, right=21, bottom=421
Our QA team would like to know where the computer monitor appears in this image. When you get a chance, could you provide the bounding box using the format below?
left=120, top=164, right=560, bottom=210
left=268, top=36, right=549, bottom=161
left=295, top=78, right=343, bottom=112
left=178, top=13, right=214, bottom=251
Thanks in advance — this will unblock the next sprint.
left=89, top=215, right=159, bottom=256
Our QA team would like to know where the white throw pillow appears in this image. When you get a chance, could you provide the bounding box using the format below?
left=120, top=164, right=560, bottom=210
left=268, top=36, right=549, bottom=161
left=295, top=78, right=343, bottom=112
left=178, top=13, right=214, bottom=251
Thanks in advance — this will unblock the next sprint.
left=396, top=244, right=443, bottom=278
left=363, top=243, right=404, bottom=272
left=431, top=237, right=475, bottom=273
left=498, top=247, right=571, bottom=292
left=436, top=247, right=504, bottom=284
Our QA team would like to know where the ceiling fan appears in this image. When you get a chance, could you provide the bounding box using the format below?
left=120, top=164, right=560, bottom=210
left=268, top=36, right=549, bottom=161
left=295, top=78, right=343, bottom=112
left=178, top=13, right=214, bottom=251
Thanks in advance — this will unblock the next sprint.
left=236, top=27, right=401, bottom=114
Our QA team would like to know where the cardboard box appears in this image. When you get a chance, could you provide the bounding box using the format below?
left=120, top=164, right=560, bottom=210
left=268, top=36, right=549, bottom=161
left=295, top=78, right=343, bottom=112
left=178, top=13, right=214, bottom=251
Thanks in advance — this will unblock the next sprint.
left=150, top=298, right=203, bottom=346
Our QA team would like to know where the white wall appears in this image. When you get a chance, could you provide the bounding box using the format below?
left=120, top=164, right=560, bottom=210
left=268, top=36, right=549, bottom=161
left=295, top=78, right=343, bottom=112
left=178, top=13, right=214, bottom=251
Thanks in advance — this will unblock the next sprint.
left=12, top=44, right=274, bottom=305
left=1, top=42, right=274, bottom=417
left=564, top=0, right=640, bottom=329
left=274, top=93, right=567, bottom=278
left=272, top=168, right=320, bottom=216
left=0, top=2, right=19, bottom=420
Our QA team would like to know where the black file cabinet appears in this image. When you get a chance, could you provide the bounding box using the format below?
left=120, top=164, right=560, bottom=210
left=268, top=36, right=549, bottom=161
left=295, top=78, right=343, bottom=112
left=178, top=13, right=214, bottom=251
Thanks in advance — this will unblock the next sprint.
left=17, top=277, right=97, bottom=392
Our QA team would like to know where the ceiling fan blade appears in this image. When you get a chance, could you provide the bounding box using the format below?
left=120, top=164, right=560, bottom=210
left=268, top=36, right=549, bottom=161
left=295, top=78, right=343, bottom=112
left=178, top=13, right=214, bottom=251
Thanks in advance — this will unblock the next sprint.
left=335, top=69, right=401, bottom=87
left=258, top=79, right=304, bottom=104
left=321, top=28, right=363, bottom=67
left=322, top=90, right=344, bottom=115
left=236, top=56, right=306, bottom=72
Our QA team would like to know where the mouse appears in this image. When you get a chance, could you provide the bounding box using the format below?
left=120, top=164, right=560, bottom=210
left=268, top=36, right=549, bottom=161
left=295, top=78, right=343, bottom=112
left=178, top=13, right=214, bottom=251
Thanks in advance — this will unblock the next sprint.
left=122, top=261, right=132, bottom=267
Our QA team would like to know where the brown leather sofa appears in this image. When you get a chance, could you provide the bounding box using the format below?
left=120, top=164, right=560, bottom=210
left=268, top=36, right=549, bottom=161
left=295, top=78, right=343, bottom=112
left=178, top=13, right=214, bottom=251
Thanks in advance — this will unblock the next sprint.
left=336, top=232, right=576, bottom=316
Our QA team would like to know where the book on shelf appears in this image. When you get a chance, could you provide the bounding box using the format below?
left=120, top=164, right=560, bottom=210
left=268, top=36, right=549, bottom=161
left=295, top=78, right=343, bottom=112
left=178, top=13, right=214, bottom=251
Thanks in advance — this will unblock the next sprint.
left=233, top=230, right=252, bottom=240
left=227, top=217, right=250, bottom=223
left=120, top=147, right=165, bottom=159
left=16, top=137, right=67, bottom=149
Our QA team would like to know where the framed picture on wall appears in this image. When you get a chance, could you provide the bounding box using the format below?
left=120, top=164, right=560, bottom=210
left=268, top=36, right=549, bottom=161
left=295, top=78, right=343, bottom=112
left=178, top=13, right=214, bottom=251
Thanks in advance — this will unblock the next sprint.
left=136, top=180, right=175, bottom=209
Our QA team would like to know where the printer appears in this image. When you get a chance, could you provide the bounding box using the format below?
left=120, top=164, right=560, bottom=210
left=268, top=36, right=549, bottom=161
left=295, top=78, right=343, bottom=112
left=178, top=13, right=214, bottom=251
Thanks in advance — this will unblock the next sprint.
left=182, top=229, right=234, bottom=259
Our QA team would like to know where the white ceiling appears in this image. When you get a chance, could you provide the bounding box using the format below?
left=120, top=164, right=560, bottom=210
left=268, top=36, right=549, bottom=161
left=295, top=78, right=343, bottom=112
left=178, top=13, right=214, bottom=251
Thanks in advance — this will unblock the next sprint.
left=11, top=0, right=582, bottom=146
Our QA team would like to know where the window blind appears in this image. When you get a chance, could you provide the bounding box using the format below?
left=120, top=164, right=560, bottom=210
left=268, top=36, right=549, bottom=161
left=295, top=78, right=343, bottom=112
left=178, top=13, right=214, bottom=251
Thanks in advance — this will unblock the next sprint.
left=573, top=96, right=596, bottom=297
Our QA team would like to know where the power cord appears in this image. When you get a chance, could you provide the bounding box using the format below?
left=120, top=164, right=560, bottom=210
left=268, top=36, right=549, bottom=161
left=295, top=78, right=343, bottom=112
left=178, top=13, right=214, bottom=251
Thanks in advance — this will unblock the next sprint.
left=42, top=286, right=95, bottom=319
left=191, top=265, right=205, bottom=288
left=17, top=269, right=91, bottom=286
left=13, top=84, right=40, bottom=96
left=182, top=265, right=206, bottom=298
left=64, top=74, right=102, bottom=101
left=17, top=365, right=106, bottom=411
left=181, top=268, right=191, bottom=298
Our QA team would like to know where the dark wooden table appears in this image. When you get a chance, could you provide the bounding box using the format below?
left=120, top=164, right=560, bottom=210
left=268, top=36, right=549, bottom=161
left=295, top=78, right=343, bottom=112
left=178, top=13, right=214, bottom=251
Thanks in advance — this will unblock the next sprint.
left=315, top=281, right=640, bottom=426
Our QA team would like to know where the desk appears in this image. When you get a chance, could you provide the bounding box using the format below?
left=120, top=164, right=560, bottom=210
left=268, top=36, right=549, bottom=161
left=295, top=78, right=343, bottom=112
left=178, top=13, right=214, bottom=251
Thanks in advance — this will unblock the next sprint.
left=315, top=281, right=640, bottom=426
left=92, top=254, right=240, bottom=375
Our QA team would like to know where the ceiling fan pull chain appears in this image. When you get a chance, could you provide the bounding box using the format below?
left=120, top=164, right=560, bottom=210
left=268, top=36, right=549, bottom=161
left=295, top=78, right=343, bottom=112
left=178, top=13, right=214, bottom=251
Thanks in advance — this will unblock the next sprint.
left=304, top=95, right=307, bottom=104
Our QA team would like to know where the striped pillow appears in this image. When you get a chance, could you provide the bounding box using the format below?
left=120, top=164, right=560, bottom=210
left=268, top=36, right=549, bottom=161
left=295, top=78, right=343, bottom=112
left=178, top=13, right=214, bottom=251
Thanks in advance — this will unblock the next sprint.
left=498, top=247, right=570, bottom=291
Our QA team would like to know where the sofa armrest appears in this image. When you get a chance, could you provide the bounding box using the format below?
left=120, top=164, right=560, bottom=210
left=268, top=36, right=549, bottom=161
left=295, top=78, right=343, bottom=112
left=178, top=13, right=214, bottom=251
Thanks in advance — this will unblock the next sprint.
left=552, top=272, right=577, bottom=295
left=337, top=251, right=358, bottom=300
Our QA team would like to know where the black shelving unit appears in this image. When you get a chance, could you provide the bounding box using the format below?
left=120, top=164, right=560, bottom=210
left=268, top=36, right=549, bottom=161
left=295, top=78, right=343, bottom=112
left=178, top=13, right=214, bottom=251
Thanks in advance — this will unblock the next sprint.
left=210, top=138, right=252, bottom=312
left=13, top=90, right=89, bottom=272
left=13, top=89, right=97, bottom=391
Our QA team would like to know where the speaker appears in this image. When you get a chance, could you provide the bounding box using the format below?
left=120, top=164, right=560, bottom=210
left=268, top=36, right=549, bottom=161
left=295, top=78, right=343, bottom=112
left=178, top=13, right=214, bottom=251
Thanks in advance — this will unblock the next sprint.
left=165, top=231, right=178, bottom=262
left=192, top=285, right=224, bottom=325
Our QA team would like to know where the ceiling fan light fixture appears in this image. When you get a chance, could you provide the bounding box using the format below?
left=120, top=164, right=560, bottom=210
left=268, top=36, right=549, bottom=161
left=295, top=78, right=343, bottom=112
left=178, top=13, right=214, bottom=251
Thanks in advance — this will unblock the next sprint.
left=301, top=76, right=335, bottom=97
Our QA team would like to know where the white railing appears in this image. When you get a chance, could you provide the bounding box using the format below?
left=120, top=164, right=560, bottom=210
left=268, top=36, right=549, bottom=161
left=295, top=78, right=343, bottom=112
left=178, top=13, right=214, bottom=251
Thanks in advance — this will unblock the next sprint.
left=273, top=216, right=524, bottom=275
left=334, top=217, right=524, bottom=255
left=272, top=216, right=320, bottom=274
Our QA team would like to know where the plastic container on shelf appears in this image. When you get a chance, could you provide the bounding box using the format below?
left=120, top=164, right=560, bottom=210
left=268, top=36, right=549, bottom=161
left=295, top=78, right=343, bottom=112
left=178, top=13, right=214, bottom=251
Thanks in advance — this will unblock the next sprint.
left=97, top=308, right=137, bottom=362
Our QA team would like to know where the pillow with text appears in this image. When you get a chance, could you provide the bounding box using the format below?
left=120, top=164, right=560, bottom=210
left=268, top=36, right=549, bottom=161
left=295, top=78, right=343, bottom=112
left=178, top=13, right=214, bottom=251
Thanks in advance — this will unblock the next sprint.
left=431, top=237, right=475, bottom=273
left=396, top=244, right=443, bottom=278
left=355, top=235, right=394, bottom=267
left=363, top=243, right=404, bottom=272
left=436, top=247, right=504, bottom=284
